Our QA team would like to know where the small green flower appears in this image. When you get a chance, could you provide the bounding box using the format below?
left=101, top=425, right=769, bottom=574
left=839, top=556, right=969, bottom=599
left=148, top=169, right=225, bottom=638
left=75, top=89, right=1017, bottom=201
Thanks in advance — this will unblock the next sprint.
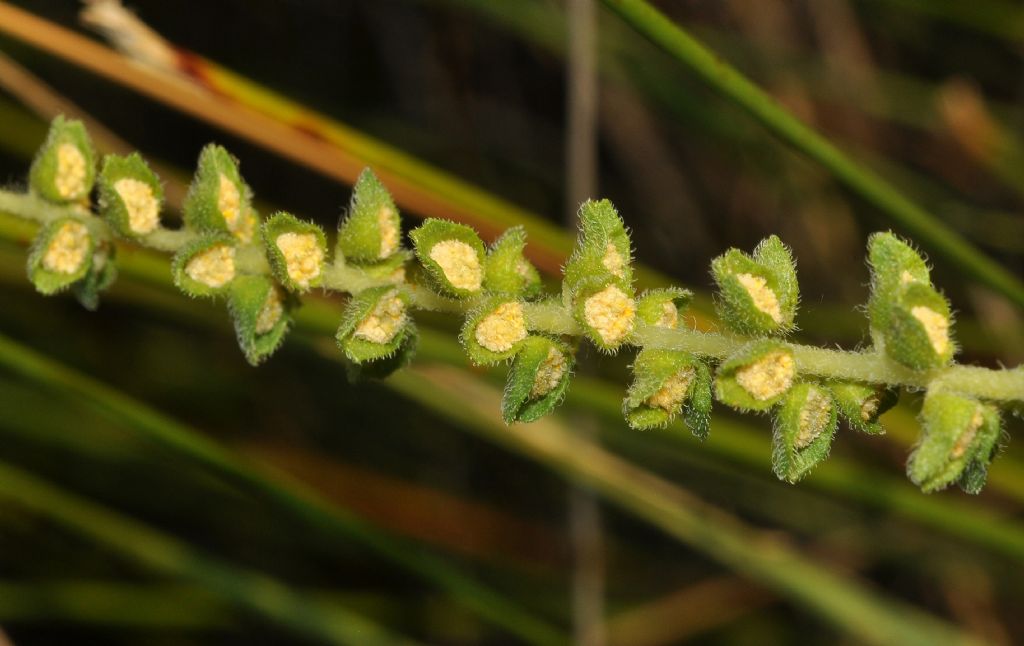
left=563, top=199, right=633, bottom=295
left=623, top=349, right=711, bottom=438
left=262, top=212, right=328, bottom=292
left=461, top=296, right=528, bottom=365
left=827, top=381, right=898, bottom=435
left=97, top=153, right=164, bottom=238
left=183, top=145, right=257, bottom=243
left=635, top=287, right=692, bottom=329
left=716, top=339, right=796, bottom=411
left=711, top=235, right=798, bottom=336
left=772, top=382, right=838, bottom=483
left=410, top=219, right=486, bottom=298
left=336, top=168, right=403, bottom=264
left=29, top=116, right=96, bottom=204
left=172, top=234, right=238, bottom=298
left=335, top=286, right=415, bottom=364
left=483, top=226, right=542, bottom=298
left=227, top=274, right=292, bottom=365
left=27, top=218, right=95, bottom=295
left=570, top=276, right=636, bottom=353
left=502, top=336, right=574, bottom=424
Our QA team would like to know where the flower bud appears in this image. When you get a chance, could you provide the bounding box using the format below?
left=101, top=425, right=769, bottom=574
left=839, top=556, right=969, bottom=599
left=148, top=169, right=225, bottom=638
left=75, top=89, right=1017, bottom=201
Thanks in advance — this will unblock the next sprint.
left=262, top=212, right=328, bottom=292
left=335, top=286, right=415, bottom=364
left=715, top=340, right=796, bottom=411
left=410, top=219, right=486, bottom=298
left=29, top=116, right=96, bottom=204
left=183, top=145, right=257, bottom=243
left=502, top=336, right=574, bottom=423
left=571, top=277, right=636, bottom=353
left=827, top=381, right=898, bottom=435
left=908, top=391, right=1002, bottom=493
left=563, top=199, right=633, bottom=295
left=711, top=235, right=798, bottom=336
left=72, top=244, right=117, bottom=311
left=483, top=226, right=542, bottom=298
left=97, top=153, right=164, bottom=238
left=461, top=296, right=528, bottom=365
left=636, top=287, right=692, bottom=329
left=227, top=274, right=291, bottom=365
left=624, top=349, right=711, bottom=438
left=772, top=383, right=837, bottom=482
left=27, top=218, right=94, bottom=294
left=336, top=168, right=403, bottom=264
left=172, top=235, right=237, bottom=297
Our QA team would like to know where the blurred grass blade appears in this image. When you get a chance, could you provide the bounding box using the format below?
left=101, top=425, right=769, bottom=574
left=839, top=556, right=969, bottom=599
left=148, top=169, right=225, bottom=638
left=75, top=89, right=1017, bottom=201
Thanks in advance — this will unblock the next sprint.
left=598, top=0, right=1024, bottom=308
left=0, top=460, right=416, bottom=646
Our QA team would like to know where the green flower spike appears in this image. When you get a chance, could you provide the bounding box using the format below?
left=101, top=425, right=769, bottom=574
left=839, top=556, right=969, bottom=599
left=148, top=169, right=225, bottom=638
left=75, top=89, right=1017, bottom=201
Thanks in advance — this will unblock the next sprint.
left=716, top=339, right=797, bottom=412
left=563, top=199, right=633, bottom=295
left=828, top=381, right=898, bottom=435
left=29, top=116, right=96, bottom=204
left=624, top=349, right=712, bottom=438
left=410, top=219, right=486, bottom=298
left=97, top=152, right=164, bottom=238
left=772, top=383, right=838, bottom=483
left=227, top=274, right=292, bottom=365
left=502, top=336, right=574, bottom=424
left=182, top=144, right=257, bottom=243
left=908, top=391, right=1003, bottom=494
left=172, top=234, right=238, bottom=298
left=27, top=218, right=95, bottom=295
left=335, top=285, right=415, bottom=364
left=262, top=212, right=328, bottom=292
left=484, top=226, right=542, bottom=298
left=72, top=244, right=117, bottom=311
left=336, top=168, right=403, bottom=264
left=636, top=287, right=693, bottom=329
left=711, top=235, right=799, bottom=336
left=461, top=296, right=528, bottom=365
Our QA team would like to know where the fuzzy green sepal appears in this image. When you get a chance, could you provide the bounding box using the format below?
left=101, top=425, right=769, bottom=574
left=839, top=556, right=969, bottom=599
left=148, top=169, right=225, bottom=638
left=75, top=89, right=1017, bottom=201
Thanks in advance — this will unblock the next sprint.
left=772, top=382, right=837, bottom=483
left=335, top=286, right=414, bottom=364
left=624, top=349, right=711, bottom=438
left=867, top=231, right=930, bottom=332
left=72, top=245, right=117, bottom=311
left=563, top=199, right=633, bottom=296
left=27, top=218, right=95, bottom=295
left=881, top=283, right=955, bottom=370
left=909, top=392, right=1002, bottom=493
left=502, top=336, right=574, bottom=424
left=460, top=296, right=528, bottom=365
left=570, top=277, right=636, bottom=353
left=483, top=226, right=542, bottom=298
left=261, top=212, right=328, bottom=292
left=171, top=234, right=238, bottom=298
left=97, top=152, right=164, bottom=237
left=29, top=116, right=96, bottom=204
left=182, top=145, right=257, bottom=243
left=409, top=219, right=486, bottom=298
left=343, top=331, right=418, bottom=383
left=355, top=250, right=412, bottom=281
left=336, top=168, right=403, bottom=264
left=711, top=235, right=798, bottom=336
left=827, top=381, right=898, bottom=435
left=715, top=339, right=796, bottom=412
left=227, top=275, right=292, bottom=365
left=636, top=287, right=692, bottom=329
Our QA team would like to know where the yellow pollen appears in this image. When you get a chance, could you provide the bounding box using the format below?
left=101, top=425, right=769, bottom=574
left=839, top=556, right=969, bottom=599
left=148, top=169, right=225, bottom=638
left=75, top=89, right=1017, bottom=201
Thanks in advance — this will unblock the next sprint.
left=735, top=351, right=795, bottom=401
left=475, top=302, right=527, bottom=352
left=646, top=366, right=696, bottom=413
left=185, top=244, right=235, bottom=288
left=602, top=242, right=626, bottom=277
left=114, top=178, right=159, bottom=234
left=217, top=174, right=241, bottom=228
left=55, top=143, right=88, bottom=199
left=355, top=290, right=407, bottom=344
left=736, top=273, right=782, bottom=323
left=429, top=239, right=482, bottom=291
left=531, top=347, right=567, bottom=399
left=860, top=395, right=881, bottom=422
left=951, top=408, right=984, bottom=459
left=910, top=306, right=949, bottom=355
left=275, top=232, right=323, bottom=289
left=796, top=387, right=832, bottom=449
left=900, top=270, right=918, bottom=285
left=584, top=284, right=635, bottom=346
left=43, top=221, right=90, bottom=274
left=378, top=206, right=399, bottom=258
left=255, top=287, right=284, bottom=334
left=656, top=301, right=678, bottom=329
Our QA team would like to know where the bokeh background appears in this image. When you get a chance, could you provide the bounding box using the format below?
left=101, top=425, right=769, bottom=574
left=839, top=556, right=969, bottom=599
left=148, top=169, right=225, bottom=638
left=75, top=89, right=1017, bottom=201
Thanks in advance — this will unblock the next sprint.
left=0, top=0, right=1022, bottom=644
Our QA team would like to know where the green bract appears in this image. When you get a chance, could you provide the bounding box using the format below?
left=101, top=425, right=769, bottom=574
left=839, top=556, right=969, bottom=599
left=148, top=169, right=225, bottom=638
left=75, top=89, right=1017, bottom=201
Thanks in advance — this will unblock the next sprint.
left=827, top=381, right=898, bottom=435
left=262, top=212, right=328, bottom=292
left=172, top=234, right=238, bottom=298
left=227, top=275, right=292, bottom=365
left=563, top=199, right=633, bottom=294
left=502, top=336, right=574, bottom=424
left=410, top=219, right=486, bottom=298
left=97, top=153, right=164, bottom=238
left=336, top=168, right=402, bottom=264
left=356, top=250, right=411, bottom=282
left=772, top=383, right=838, bottom=483
left=29, top=116, right=96, bottom=204
left=624, top=349, right=711, bottom=438
left=636, top=287, right=692, bottom=328
left=72, top=245, right=117, bottom=311
left=461, top=296, right=528, bottom=365
left=27, top=218, right=95, bottom=295
left=335, top=286, right=414, bottom=364
left=483, top=226, right=542, bottom=298
left=182, top=145, right=256, bottom=243
left=908, top=392, right=1002, bottom=494
left=569, top=276, right=636, bottom=353
left=715, top=339, right=796, bottom=412
left=711, top=235, right=798, bottom=336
